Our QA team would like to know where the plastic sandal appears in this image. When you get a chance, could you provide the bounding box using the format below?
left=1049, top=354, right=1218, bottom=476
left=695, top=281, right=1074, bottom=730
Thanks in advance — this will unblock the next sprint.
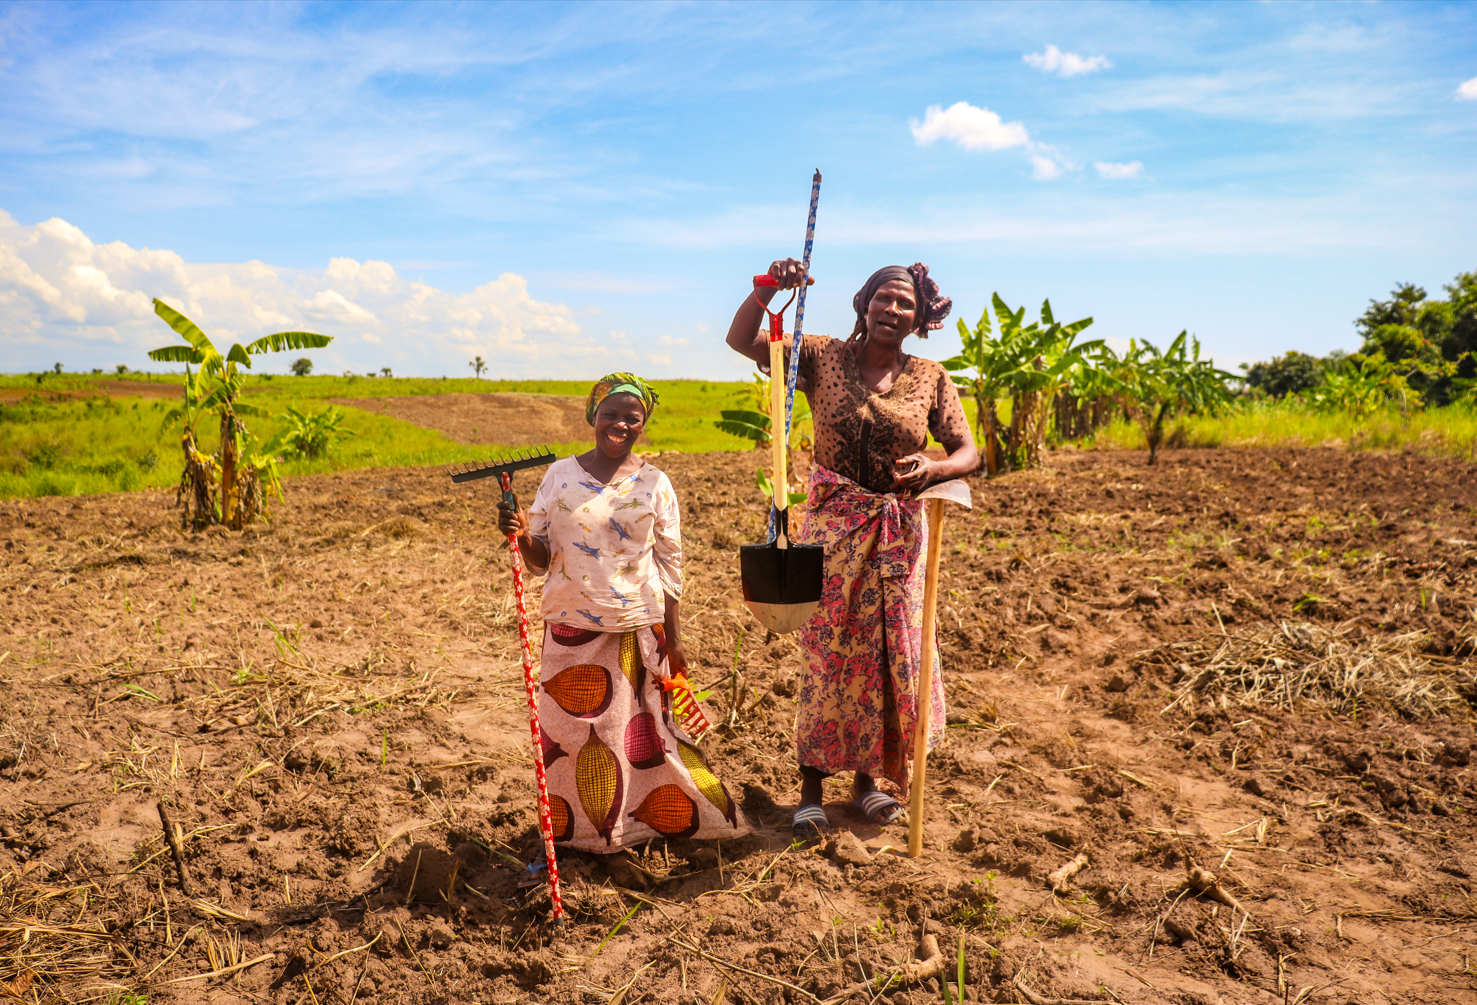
left=853, top=788, right=904, bottom=826
left=516, top=857, right=548, bottom=889
left=792, top=803, right=830, bottom=839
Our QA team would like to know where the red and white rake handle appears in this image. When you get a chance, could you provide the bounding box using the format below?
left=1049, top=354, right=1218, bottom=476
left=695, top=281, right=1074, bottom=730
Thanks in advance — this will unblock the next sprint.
left=500, top=471, right=564, bottom=922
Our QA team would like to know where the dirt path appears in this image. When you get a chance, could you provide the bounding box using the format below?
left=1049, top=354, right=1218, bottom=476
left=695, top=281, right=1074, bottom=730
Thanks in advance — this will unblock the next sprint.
left=0, top=447, right=1473, bottom=1004
left=331, top=392, right=609, bottom=446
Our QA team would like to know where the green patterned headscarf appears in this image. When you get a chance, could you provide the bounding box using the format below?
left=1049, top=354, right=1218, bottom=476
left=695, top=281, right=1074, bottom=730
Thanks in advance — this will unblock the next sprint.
left=586, top=372, right=659, bottom=425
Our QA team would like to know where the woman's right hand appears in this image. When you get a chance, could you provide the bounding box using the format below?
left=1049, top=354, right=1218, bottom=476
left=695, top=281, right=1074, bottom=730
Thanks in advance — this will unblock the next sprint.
left=768, top=258, right=816, bottom=291
left=729, top=258, right=815, bottom=366
left=496, top=499, right=528, bottom=539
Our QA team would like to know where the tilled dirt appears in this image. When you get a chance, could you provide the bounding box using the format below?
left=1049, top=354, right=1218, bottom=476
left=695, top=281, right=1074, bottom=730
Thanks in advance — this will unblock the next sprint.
left=1, top=446, right=1474, bottom=1005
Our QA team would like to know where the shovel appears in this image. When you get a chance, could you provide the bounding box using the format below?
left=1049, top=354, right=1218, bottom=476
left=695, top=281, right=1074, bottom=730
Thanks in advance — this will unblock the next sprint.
left=906, top=476, right=972, bottom=858
left=739, top=171, right=824, bottom=635
left=449, top=447, right=564, bottom=922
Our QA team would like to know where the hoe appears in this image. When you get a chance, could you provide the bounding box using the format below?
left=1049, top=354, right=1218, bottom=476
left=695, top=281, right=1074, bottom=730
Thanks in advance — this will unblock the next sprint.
left=450, top=448, right=564, bottom=923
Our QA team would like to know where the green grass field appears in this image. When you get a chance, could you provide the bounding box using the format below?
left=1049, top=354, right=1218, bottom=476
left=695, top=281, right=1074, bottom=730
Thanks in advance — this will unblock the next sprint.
left=1080, top=399, right=1477, bottom=460
left=0, top=372, right=767, bottom=499
left=3, top=371, right=1474, bottom=499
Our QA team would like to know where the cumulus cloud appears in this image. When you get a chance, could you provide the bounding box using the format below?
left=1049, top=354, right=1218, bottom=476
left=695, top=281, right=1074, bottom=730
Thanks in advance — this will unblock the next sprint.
left=1095, top=160, right=1145, bottom=179
left=656, top=335, right=690, bottom=346
left=1024, top=44, right=1112, bottom=78
left=910, top=102, right=1030, bottom=152
left=0, top=210, right=592, bottom=375
left=910, top=101, right=1071, bottom=181
left=1459, top=76, right=1477, bottom=100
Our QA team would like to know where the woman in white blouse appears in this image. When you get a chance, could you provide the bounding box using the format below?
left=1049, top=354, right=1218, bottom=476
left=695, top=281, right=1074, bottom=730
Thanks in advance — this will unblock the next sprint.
left=497, top=374, right=748, bottom=852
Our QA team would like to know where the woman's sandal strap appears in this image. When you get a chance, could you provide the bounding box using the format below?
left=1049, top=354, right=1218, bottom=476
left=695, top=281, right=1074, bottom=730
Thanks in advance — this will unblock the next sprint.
left=792, top=804, right=830, bottom=838
left=854, top=789, right=904, bottom=826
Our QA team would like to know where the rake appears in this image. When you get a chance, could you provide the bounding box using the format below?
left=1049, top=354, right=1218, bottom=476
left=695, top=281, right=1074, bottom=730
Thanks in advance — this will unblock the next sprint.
left=448, top=445, right=564, bottom=923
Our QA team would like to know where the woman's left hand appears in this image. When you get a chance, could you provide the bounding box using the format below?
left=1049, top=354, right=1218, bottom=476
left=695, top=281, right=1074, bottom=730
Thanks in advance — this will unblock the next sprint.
left=892, top=452, right=937, bottom=492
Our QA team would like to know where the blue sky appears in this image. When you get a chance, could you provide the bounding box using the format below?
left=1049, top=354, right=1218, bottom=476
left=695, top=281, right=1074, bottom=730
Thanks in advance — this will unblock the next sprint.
left=2, top=1, right=1474, bottom=379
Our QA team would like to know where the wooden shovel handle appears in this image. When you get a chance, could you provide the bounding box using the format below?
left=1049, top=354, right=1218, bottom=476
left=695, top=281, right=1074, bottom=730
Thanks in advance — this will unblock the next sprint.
left=908, top=497, right=945, bottom=858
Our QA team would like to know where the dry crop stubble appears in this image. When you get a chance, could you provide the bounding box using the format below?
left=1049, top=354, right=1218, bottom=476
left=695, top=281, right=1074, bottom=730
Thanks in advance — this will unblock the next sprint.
left=0, top=448, right=1474, bottom=1003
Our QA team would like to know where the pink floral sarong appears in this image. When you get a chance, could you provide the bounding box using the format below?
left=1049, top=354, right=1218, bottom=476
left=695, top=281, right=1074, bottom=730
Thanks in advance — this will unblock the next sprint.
left=794, top=463, right=946, bottom=790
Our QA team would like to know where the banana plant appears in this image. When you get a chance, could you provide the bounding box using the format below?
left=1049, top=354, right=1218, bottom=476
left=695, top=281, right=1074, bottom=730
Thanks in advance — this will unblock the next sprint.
left=148, top=299, right=331, bottom=529
left=1310, top=354, right=1423, bottom=418
left=942, top=295, right=1096, bottom=473
left=1121, top=331, right=1235, bottom=465
left=281, top=404, right=353, bottom=459
left=714, top=372, right=813, bottom=450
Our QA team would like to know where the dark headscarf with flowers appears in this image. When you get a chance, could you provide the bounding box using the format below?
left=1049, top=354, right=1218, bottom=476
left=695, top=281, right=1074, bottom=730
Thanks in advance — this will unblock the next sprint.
left=848, top=263, right=952, bottom=341
left=586, top=372, right=660, bottom=425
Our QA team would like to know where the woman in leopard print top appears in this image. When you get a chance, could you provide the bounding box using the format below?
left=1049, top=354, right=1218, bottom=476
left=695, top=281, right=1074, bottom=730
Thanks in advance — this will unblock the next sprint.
left=725, top=258, right=978, bottom=836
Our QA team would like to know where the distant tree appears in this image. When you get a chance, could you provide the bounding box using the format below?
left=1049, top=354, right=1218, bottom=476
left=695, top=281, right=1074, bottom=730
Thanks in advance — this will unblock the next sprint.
left=53, top=363, right=62, bottom=374
left=1356, top=282, right=1426, bottom=338
left=1436, top=270, right=1477, bottom=376
left=1243, top=351, right=1325, bottom=397
left=116, top=364, right=130, bottom=374
left=1353, top=272, right=1477, bottom=404
left=469, top=356, right=487, bottom=378
left=290, top=358, right=313, bottom=376
left=381, top=367, right=393, bottom=378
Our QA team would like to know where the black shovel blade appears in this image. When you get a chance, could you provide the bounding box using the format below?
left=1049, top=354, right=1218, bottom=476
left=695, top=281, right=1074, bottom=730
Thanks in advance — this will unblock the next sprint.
left=740, top=540, right=823, bottom=634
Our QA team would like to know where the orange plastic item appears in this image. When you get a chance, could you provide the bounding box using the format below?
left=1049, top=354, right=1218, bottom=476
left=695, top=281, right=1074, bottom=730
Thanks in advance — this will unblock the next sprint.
left=661, top=672, right=713, bottom=740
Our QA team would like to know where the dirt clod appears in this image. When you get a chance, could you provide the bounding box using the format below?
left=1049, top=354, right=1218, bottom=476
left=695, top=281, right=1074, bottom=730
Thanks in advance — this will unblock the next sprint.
left=829, top=830, right=872, bottom=866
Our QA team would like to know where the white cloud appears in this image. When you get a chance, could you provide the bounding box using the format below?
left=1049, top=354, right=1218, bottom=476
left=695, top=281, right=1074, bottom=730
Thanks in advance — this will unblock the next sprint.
left=1095, top=160, right=1144, bottom=180
left=645, top=353, right=673, bottom=367
left=608, top=330, right=628, bottom=340
left=1030, top=155, right=1063, bottom=181
left=910, top=101, right=1070, bottom=181
left=1023, top=45, right=1112, bottom=78
left=656, top=335, right=690, bottom=346
left=1459, top=76, right=1477, bottom=100
left=302, top=288, right=378, bottom=325
left=910, top=102, right=1029, bottom=152
left=0, top=210, right=593, bottom=375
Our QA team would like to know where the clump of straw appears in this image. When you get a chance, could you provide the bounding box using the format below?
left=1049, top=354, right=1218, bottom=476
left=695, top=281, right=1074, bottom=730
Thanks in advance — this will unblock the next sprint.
left=1148, top=622, right=1476, bottom=720
left=0, top=874, right=131, bottom=1003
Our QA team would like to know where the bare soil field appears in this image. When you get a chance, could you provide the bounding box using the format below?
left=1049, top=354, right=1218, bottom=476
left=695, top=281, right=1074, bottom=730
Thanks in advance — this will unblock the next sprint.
left=1, top=447, right=1474, bottom=1005
left=330, top=394, right=611, bottom=447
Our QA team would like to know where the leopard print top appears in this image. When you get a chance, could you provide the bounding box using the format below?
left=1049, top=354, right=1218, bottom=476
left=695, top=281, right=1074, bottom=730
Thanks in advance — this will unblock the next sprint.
left=779, top=334, right=970, bottom=493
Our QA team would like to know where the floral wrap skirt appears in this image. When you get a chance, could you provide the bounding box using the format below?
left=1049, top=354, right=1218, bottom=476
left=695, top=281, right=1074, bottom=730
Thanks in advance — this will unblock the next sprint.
left=794, top=464, right=947, bottom=791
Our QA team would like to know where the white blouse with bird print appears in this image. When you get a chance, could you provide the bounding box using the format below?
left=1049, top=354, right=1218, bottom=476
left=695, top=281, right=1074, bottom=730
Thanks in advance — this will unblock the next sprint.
left=525, top=456, right=683, bottom=631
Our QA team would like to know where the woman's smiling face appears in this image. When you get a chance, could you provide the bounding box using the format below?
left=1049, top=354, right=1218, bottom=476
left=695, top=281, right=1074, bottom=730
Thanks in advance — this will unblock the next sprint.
left=593, top=392, right=646, bottom=458
left=865, top=279, right=918, bottom=346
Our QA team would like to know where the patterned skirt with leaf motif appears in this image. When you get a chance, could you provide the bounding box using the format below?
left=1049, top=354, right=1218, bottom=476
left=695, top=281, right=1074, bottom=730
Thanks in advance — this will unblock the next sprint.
left=536, top=622, right=749, bottom=852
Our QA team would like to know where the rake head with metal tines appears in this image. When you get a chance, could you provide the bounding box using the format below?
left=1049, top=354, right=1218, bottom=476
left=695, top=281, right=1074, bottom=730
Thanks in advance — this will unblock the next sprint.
left=661, top=672, right=712, bottom=740
left=448, top=446, right=557, bottom=484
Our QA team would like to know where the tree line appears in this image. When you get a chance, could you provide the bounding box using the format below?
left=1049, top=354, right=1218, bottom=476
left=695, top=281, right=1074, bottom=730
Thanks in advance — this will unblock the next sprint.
left=931, top=269, right=1476, bottom=475
left=1243, top=270, right=1477, bottom=411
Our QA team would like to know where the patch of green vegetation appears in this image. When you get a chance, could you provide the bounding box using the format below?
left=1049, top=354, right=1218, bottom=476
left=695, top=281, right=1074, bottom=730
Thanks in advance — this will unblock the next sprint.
left=1082, top=398, right=1477, bottom=460
left=0, top=373, right=765, bottom=499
